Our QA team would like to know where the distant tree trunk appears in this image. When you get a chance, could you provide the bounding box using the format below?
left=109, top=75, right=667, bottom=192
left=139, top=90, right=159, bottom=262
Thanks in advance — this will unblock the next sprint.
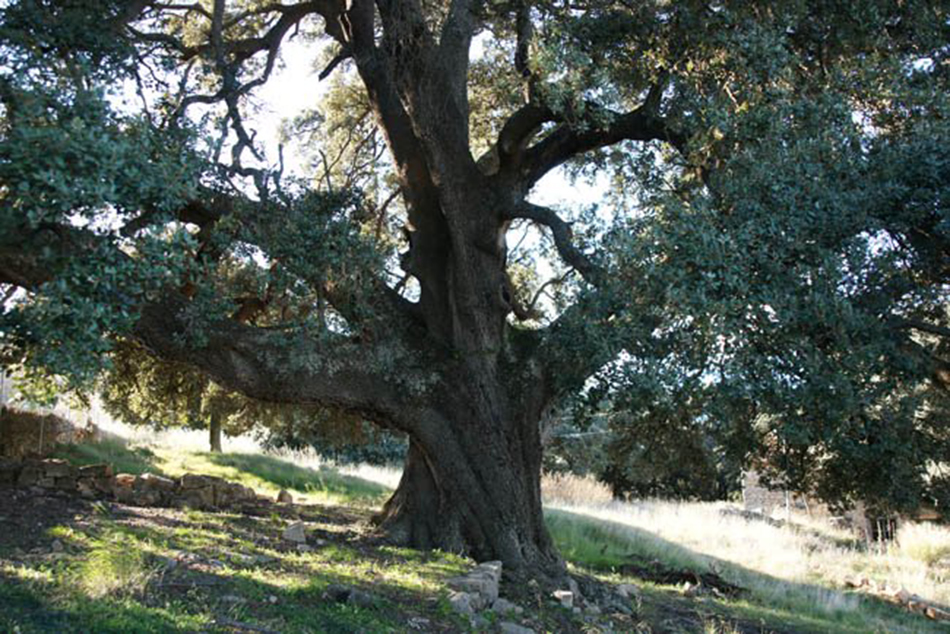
left=209, top=413, right=223, bottom=453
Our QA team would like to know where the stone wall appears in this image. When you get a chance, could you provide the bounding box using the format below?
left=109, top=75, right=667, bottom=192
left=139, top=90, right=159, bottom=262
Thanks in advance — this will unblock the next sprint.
left=0, top=457, right=278, bottom=513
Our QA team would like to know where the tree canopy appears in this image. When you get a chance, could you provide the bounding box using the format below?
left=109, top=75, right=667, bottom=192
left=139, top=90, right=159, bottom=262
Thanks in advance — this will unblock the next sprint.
left=0, top=0, right=948, bottom=578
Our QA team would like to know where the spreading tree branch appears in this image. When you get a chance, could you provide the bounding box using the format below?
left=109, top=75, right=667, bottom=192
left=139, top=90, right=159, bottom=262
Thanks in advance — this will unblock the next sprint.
left=517, top=102, right=685, bottom=189
left=506, top=202, right=604, bottom=286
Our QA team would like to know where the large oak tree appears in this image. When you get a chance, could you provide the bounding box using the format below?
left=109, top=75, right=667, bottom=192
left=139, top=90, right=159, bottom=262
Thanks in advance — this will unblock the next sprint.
left=1, top=1, right=948, bottom=581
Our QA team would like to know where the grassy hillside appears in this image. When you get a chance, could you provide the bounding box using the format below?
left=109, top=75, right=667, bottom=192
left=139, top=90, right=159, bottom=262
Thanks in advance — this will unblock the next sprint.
left=0, top=434, right=947, bottom=633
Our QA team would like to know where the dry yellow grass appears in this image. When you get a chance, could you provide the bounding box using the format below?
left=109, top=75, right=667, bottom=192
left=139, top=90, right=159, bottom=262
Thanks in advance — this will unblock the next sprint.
left=542, top=472, right=950, bottom=621
left=541, top=471, right=613, bottom=506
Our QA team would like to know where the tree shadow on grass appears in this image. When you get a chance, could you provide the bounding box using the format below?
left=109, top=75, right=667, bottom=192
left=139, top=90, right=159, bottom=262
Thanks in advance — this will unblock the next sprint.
left=0, top=569, right=203, bottom=634
left=204, top=452, right=391, bottom=502
left=0, top=503, right=464, bottom=634
left=546, top=508, right=947, bottom=634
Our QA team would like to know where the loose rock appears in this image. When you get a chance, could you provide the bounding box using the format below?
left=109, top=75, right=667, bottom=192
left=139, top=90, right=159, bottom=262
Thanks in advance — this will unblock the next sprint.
left=277, top=489, right=294, bottom=504
left=283, top=521, right=307, bottom=543
left=492, top=597, right=523, bottom=615
left=448, top=590, right=476, bottom=615
left=552, top=589, right=574, bottom=609
left=446, top=560, right=502, bottom=609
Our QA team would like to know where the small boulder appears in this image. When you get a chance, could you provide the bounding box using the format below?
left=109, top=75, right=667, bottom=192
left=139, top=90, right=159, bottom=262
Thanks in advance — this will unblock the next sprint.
left=215, top=482, right=255, bottom=507
left=137, top=473, right=177, bottom=492
left=41, top=459, right=74, bottom=478
left=277, top=489, right=294, bottom=504
left=179, top=473, right=224, bottom=490
left=492, top=597, right=523, bottom=615
left=113, top=473, right=136, bottom=503
left=78, top=464, right=113, bottom=479
left=552, top=589, right=573, bottom=609
left=50, top=539, right=64, bottom=553
left=283, top=521, right=307, bottom=543
left=448, top=590, right=476, bottom=615
left=446, top=560, right=502, bottom=608
left=616, top=583, right=639, bottom=599
left=324, top=584, right=374, bottom=607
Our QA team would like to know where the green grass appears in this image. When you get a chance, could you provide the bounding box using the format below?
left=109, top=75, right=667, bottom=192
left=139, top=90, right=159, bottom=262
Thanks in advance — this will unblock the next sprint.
left=204, top=452, right=391, bottom=504
left=13, top=437, right=946, bottom=633
left=51, top=438, right=160, bottom=475
left=545, top=508, right=947, bottom=634
left=53, top=439, right=390, bottom=505
left=1, top=511, right=471, bottom=634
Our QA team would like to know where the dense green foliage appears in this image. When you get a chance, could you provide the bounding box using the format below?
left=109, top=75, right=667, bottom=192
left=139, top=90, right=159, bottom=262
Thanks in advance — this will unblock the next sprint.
left=0, top=0, right=948, bottom=521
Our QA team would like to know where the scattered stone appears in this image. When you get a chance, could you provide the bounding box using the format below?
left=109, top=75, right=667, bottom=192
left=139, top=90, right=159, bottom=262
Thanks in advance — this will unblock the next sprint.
left=276, top=489, right=294, bottom=504
left=215, top=481, right=256, bottom=507
left=492, top=597, right=523, bottom=615
left=283, top=521, right=307, bottom=544
left=552, top=589, right=574, bottom=609
left=221, top=595, right=243, bottom=603
left=78, top=464, right=113, bottom=479
left=446, top=560, right=502, bottom=609
left=448, top=590, right=476, bottom=615
left=499, top=622, right=535, bottom=634
left=407, top=616, right=431, bottom=630
left=567, top=576, right=581, bottom=599
left=682, top=581, right=701, bottom=598
left=324, top=584, right=374, bottom=607
left=50, top=539, right=64, bottom=553
left=268, top=595, right=278, bottom=604
left=586, top=604, right=602, bottom=615
left=470, top=614, right=489, bottom=629
left=572, top=607, right=581, bottom=615
left=296, top=543, right=312, bottom=553
left=616, top=583, right=639, bottom=599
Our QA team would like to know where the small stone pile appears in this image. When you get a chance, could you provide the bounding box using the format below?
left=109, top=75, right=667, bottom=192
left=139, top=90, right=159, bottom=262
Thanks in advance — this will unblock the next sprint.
left=446, top=561, right=534, bottom=632
left=845, top=576, right=950, bottom=622
left=0, top=457, right=276, bottom=512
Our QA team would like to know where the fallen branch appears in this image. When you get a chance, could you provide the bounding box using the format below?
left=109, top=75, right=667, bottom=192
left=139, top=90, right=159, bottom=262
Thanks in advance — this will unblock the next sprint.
left=620, top=556, right=746, bottom=599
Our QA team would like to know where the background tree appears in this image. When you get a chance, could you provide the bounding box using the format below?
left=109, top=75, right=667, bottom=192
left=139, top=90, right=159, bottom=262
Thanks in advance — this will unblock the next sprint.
left=1, top=1, right=948, bottom=582
left=100, top=342, right=253, bottom=453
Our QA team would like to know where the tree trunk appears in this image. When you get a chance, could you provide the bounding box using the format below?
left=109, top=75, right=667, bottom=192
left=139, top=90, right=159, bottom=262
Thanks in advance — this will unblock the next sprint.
left=374, top=379, right=565, bottom=583
left=209, top=413, right=223, bottom=453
